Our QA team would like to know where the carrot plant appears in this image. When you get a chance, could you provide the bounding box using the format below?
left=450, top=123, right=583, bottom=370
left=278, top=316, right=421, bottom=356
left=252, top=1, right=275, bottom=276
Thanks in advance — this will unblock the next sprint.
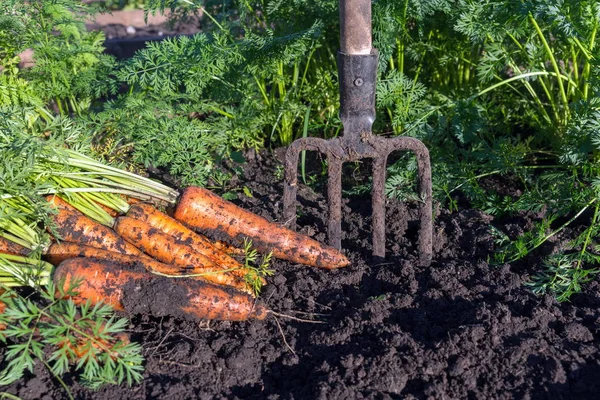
left=367, top=0, right=600, bottom=301
left=0, top=0, right=116, bottom=117
left=0, top=279, right=144, bottom=390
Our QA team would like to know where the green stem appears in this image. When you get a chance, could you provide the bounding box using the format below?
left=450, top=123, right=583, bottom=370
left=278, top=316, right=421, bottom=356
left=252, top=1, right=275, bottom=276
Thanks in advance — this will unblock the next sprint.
left=509, top=197, right=597, bottom=262
left=529, top=13, right=569, bottom=120
left=253, top=75, right=270, bottom=106
left=582, top=23, right=597, bottom=100
left=0, top=232, right=33, bottom=250
left=570, top=43, right=579, bottom=96
left=39, top=358, right=75, bottom=400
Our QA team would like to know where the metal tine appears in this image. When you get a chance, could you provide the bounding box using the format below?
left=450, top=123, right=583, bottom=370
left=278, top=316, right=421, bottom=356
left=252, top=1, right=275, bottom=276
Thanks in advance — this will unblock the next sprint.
left=327, top=158, right=343, bottom=250
left=371, top=155, right=387, bottom=258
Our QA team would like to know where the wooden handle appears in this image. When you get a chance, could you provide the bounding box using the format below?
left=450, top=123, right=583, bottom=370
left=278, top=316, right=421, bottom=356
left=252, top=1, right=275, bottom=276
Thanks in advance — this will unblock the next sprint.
left=339, top=0, right=372, bottom=55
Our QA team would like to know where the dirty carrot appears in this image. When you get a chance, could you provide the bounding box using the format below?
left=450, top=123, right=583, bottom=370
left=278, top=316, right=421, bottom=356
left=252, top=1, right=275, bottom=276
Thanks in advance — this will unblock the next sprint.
left=44, top=242, right=196, bottom=279
left=46, top=193, right=117, bottom=226
left=126, top=203, right=250, bottom=278
left=45, top=194, right=78, bottom=211
left=113, top=217, right=250, bottom=291
left=173, top=186, right=350, bottom=269
left=53, top=258, right=268, bottom=321
left=0, top=236, right=29, bottom=256
left=49, top=208, right=143, bottom=257
left=0, top=289, right=7, bottom=330
left=213, top=240, right=246, bottom=256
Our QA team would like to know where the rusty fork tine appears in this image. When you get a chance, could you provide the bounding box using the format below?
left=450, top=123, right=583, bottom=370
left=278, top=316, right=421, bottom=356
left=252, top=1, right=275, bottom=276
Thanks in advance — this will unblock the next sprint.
left=388, top=136, right=434, bottom=262
left=283, top=141, right=301, bottom=230
left=371, top=155, right=387, bottom=258
left=327, top=157, right=343, bottom=250
left=413, top=141, right=433, bottom=262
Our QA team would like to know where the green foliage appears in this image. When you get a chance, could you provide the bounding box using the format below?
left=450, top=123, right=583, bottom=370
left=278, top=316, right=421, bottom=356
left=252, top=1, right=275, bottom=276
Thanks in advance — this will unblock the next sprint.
left=377, top=70, right=433, bottom=135
left=0, top=0, right=117, bottom=116
left=86, top=95, right=243, bottom=187
left=241, top=239, right=274, bottom=296
left=523, top=200, right=600, bottom=302
left=113, top=13, right=335, bottom=147
left=0, top=282, right=144, bottom=389
left=368, top=0, right=600, bottom=301
left=91, top=0, right=146, bottom=11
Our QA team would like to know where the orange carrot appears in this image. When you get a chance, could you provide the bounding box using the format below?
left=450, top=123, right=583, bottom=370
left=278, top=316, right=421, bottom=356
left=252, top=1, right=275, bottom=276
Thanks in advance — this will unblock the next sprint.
left=123, top=195, right=141, bottom=205
left=45, top=242, right=196, bottom=278
left=0, top=237, right=29, bottom=256
left=95, top=202, right=119, bottom=218
left=173, top=186, right=350, bottom=269
left=44, top=243, right=256, bottom=293
left=46, top=194, right=78, bottom=211
left=46, top=194, right=120, bottom=218
left=53, top=258, right=268, bottom=321
left=0, top=289, right=6, bottom=330
left=113, top=217, right=249, bottom=291
left=126, top=203, right=250, bottom=278
left=50, top=208, right=143, bottom=256
left=213, top=240, right=246, bottom=256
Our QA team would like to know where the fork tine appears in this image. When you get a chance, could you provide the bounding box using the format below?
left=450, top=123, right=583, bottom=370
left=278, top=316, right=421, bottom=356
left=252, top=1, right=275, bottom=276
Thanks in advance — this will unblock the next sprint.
left=371, top=155, right=387, bottom=258
left=414, top=143, right=433, bottom=262
left=327, top=157, right=344, bottom=250
left=283, top=142, right=301, bottom=230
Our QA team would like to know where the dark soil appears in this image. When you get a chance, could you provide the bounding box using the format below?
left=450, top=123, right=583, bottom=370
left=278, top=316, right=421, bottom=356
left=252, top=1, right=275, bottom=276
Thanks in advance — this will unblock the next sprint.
left=4, top=148, right=600, bottom=399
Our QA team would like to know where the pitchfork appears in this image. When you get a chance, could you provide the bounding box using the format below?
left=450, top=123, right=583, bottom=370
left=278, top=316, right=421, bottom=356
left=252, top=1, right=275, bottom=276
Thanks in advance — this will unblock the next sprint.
left=282, top=0, right=433, bottom=262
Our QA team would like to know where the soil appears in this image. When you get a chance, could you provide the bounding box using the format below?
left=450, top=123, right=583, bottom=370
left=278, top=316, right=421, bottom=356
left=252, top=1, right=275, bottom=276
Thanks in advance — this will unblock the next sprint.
left=4, top=148, right=600, bottom=399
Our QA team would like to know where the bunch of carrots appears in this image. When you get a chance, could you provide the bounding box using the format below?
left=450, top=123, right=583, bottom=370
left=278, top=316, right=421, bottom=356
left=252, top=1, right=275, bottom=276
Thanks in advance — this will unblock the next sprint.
left=1, top=186, right=350, bottom=322
left=0, top=130, right=350, bottom=324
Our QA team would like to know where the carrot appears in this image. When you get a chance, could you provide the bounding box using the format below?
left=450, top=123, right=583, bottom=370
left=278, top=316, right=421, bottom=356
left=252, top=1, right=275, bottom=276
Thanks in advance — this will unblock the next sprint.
left=213, top=240, right=246, bottom=256
left=126, top=203, right=251, bottom=278
left=173, top=186, right=350, bottom=269
left=113, top=217, right=250, bottom=291
left=0, top=289, right=6, bottom=331
left=45, top=194, right=78, bottom=211
left=0, top=237, right=29, bottom=256
left=49, top=208, right=143, bottom=257
left=53, top=258, right=268, bottom=321
left=44, top=242, right=200, bottom=279
left=95, top=202, right=119, bottom=218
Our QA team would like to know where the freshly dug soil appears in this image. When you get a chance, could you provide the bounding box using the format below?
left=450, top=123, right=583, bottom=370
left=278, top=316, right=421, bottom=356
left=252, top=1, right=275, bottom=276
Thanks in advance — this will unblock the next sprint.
left=3, top=149, right=600, bottom=399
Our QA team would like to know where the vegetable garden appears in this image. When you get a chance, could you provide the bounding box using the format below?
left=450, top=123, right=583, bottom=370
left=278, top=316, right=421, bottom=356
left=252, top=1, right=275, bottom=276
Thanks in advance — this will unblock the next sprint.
left=1, top=0, right=600, bottom=398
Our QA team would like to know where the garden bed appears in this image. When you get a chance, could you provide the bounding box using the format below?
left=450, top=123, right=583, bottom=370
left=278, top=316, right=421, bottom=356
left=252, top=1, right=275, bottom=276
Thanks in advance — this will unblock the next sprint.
left=5, top=149, right=600, bottom=399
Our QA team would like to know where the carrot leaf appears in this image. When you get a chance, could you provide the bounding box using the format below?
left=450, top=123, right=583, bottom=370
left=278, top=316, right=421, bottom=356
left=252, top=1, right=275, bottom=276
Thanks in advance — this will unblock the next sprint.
left=242, top=238, right=275, bottom=296
left=0, top=281, right=144, bottom=390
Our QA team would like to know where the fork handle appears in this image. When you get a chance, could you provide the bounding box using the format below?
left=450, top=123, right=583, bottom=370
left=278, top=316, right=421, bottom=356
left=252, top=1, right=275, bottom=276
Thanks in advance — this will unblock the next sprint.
left=339, top=0, right=372, bottom=55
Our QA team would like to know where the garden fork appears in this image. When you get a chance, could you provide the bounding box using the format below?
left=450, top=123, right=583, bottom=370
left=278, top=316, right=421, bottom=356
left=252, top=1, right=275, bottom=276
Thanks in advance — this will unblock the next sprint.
left=283, top=0, right=433, bottom=262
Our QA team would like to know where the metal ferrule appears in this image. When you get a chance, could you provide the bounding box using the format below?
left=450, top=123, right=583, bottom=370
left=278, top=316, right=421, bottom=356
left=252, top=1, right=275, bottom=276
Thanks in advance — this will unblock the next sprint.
left=338, top=50, right=378, bottom=147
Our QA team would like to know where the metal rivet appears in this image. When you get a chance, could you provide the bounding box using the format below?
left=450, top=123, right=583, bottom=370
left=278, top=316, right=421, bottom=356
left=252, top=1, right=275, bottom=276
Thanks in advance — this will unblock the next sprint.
left=354, top=78, right=363, bottom=86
